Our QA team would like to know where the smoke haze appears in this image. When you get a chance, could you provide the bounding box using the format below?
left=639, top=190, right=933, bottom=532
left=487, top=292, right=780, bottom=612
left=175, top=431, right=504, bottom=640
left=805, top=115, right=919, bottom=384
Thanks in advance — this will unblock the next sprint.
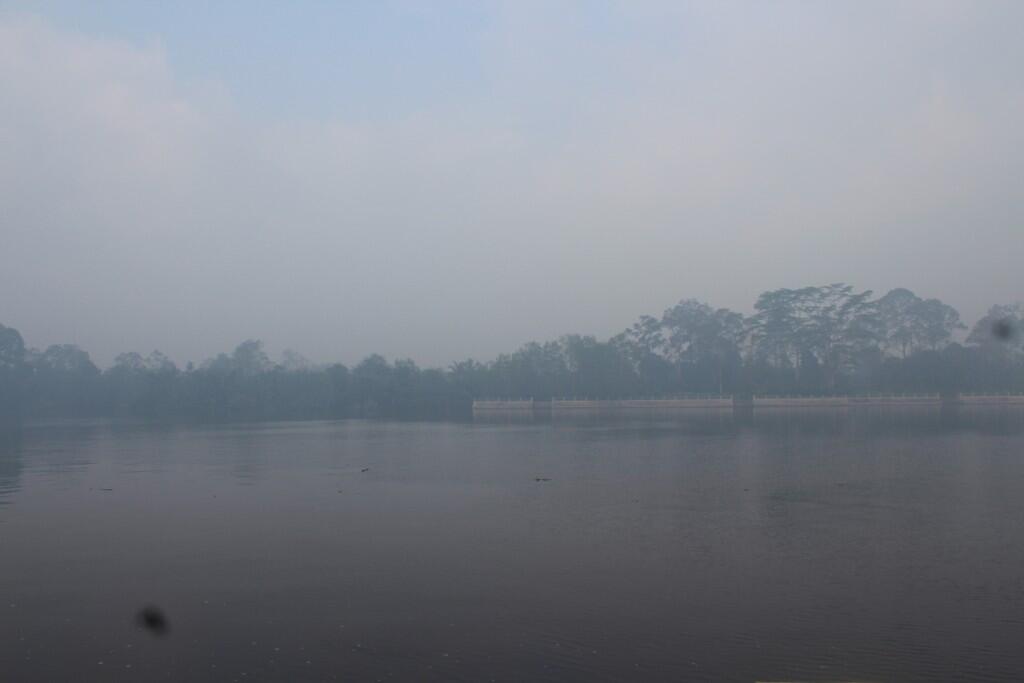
left=1, top=2, right=1022, bottom=367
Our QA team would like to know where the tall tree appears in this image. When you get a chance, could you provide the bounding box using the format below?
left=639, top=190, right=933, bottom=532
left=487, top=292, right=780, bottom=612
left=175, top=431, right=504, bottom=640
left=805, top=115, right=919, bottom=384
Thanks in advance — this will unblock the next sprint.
left=231, top=340, right=272, bottom=375
left=561, top=335, right=633, bottom=398
left=751, top=284, right=879, bottom=391
left=0, top=323, right=26, bottom=371
left=749, top=288, right=803, bottom=370
left=661, top=299, right=745, bottom=393
left=876, top=288, right=964, bottom=356
left=28, top=344, right=101, bottom=416
left=876, top=288, right=922, bottom=358
left=0, top=323, right=27, bottom=417
left=916, top=298, right=965, bottom=350
left=611, top=315, right=672, bottom=395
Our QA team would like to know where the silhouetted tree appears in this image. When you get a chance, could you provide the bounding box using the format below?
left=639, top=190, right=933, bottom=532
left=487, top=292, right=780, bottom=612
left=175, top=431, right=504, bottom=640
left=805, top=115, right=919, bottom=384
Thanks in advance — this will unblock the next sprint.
left=0, top=324, right=27, bottom=418
left=661, top=299, right=744, bottom=393
left=0, top=287, right=1020, bottom=423
left=877, top=288, right=964, bottom=357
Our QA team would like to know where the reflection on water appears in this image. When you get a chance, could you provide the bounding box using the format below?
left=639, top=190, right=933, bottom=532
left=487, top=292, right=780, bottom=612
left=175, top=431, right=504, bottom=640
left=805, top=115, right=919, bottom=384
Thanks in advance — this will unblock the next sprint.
left=0, top=427, right=22, bottom=506
left=1, top=410, right=1023, bottom=682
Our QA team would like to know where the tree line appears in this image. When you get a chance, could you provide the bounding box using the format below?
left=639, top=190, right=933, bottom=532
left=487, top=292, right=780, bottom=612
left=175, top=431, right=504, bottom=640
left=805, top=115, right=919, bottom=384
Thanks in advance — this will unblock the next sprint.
left=1, top=285, right=1022, bottom=422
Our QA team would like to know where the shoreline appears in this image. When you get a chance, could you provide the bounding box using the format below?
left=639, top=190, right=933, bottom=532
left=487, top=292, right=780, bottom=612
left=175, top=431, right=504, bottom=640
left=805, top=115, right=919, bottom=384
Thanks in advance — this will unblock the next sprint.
left=473, top=394, right=1024, bottom=416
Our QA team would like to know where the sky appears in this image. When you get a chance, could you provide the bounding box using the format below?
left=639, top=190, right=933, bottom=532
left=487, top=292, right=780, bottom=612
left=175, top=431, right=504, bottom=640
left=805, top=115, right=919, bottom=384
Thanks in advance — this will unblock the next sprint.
left=1, top=1, right=1022, bottom=368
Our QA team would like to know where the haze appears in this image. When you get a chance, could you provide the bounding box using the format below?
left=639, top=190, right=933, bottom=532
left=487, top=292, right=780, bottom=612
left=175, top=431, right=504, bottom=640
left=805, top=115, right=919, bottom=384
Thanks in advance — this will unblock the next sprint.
left=1, top=1, right=1021, bottom=368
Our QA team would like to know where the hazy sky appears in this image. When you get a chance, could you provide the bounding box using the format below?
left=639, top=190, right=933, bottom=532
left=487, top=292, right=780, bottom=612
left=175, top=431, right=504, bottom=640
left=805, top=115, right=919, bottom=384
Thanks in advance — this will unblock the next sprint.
left=1, top=1, right=1022, bottom=368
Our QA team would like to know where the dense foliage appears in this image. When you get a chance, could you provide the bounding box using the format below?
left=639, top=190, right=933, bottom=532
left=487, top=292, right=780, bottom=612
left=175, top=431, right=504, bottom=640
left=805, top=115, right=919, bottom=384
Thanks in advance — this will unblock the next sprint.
left=1, top=285, right=1022, bottom=421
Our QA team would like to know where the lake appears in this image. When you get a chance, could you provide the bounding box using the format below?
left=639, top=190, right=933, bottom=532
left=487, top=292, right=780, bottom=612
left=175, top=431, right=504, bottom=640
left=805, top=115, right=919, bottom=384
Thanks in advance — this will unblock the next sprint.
left=2, top=410, right=1023, bottom=681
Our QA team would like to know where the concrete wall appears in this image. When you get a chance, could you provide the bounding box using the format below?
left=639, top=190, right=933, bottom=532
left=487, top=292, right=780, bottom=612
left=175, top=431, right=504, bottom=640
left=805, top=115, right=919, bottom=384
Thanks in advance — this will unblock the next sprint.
left=752, top=395, right=947, bottom=407
left=552, top=398, right=733, bottom=411
left=847, top=395, right=942, bottom=406
left=472, top=394, right=1024, bottom=415
left=753, top=396, right=850, bottom=408
left=472, top=400, right=535, bottom=412
left=957, top=394, right=1024, bottom=405
left=753, top=395, right=943, bottom=408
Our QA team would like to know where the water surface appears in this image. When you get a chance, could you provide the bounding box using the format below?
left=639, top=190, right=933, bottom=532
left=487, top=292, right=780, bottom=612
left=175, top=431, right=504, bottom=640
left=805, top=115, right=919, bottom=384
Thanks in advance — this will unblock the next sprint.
left=2, top=411, right=1023, bottom=681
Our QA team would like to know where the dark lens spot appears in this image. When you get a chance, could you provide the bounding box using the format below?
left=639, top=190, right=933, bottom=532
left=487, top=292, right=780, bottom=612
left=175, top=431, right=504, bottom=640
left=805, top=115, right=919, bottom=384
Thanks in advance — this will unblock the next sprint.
left=992, top=318, right=1014, bottom=341
left=135, top=605, right=170, bottom=636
